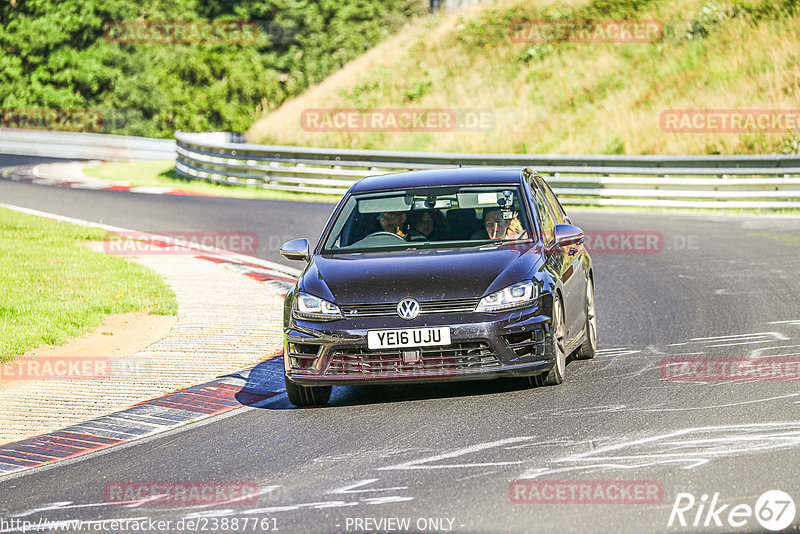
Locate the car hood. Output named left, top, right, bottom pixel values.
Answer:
left=301, top=244, right=541, bottom=304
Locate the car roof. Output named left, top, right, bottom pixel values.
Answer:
left=349, top=167, right=525, bottom=193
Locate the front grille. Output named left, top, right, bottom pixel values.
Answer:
left=339, top=297, right=480, bottom=318
left=326, top=342, right=499, bottom=376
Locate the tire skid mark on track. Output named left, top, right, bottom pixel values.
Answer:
left=517, top=421, right=800, bottom=480
left=586, top=321, right=800, bottom=383
left=544, top=393, right=800, bottom=418
left=173, top=480, right=417, bottom=522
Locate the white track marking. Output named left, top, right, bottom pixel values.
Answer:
left=363, top=496, right=415, bottom=505
left=330, top=479, right=408, bottom=494
left=747, top=344, right=800, bottom=357
left=9, top=502, right=73, bottom=518
left=242, top=501, right=360, bottom=514
left=377, top=437, right=535, bottom=471
left=707, top=339, right=775, bottom=348
left=180, top=510, right=235, bottom=520
left=690, top=332, right=789, bottom=342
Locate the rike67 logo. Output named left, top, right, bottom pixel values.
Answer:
left=668, top=490, right=796, bottom=531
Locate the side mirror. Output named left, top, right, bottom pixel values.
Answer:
left=280, top=238, right=311, bottom=262
left=551, top=224, right=584, bottom=248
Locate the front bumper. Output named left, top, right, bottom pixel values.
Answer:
left=284, top=304, right=556, bottom=386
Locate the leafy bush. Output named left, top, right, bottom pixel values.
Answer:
left=0, top=0, right=424, bottom=138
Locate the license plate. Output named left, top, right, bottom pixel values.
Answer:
left=367, top=327, right=451, bottom=350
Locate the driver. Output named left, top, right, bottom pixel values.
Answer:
left=377, top=211, right=407, bottom=237
left=473, top=208, right=526, bottom=240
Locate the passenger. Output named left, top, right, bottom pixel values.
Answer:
left=406, top=209, right=446, bottom=240
left=377, top=211, right=407, bottom=237
left=472, top=207, right=525, bottom=241
left=408, top=210, right=434, bottom=237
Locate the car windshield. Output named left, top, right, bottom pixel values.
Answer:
left=321, top=185, right=532, bottom=253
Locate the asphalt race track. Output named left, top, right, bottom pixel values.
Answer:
left=2, top=155, right=800, bottom=533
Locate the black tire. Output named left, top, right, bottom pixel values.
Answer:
left=542, top=293, right=566, bottom=386
left=285, top=376, right=332, bottom=406
left=575, top=277, right=597, bottom=360
left=527, top=373, right=544, bottom=387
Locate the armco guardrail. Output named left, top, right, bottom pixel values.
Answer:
left=175, top=131, right=800, bottom=209
left=0, top=129, right=174, bottom=161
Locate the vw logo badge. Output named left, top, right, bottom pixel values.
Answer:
left=397, top=298, right=420, bottom=320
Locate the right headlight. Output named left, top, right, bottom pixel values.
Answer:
left=475, top=280, right=538, bottom=313
left=293, top=292, right=343, bottom=321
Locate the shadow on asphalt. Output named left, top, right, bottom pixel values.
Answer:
left=225, top=355, right=581, bottom=410
left=325, top=378, right=537, bottom=408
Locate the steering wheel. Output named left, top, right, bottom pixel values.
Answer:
left=365, top=231, right=406, bottom=241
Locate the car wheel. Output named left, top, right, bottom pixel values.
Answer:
left=527, top=373, right=544, bottom=387
left=542, top=293, right=566, bottom=386
left=285, top=376, right=332, bottom=406
left=575, top=277, right=597, bottom=360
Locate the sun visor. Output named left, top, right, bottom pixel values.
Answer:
left=358, top=196, right=413, bottom=213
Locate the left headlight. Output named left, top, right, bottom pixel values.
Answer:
left=475, top=280, right=538, bottom=313
left=293, top=292, right=343, bottom=321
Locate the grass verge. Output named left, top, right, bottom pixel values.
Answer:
left=0, top=207, right=178, bottom=363
left=83, top=161, right=342, bottom=203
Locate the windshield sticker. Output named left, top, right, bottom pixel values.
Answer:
left=478, top=192, right=498, bottom=204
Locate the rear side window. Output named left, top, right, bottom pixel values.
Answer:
left=531, top=190, right=555, bottom=244
left=539, top=179, right=568, bottom=224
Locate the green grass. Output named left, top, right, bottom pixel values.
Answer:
left=83, top=161, right=343, bottom=203
left=0, top=208, right=178, bottom=363
left=249, top=0, right=800, bottom=156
